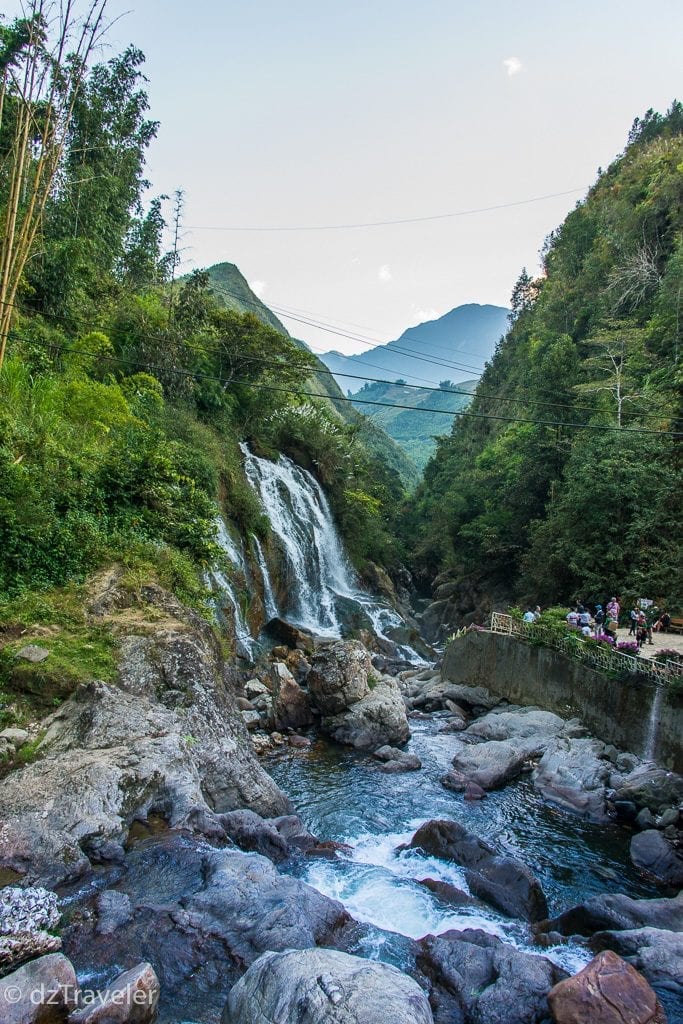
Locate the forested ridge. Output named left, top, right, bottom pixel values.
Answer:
left=0, top=13, right=406, bottom=606
left=402, top=105, right=683, bottom=608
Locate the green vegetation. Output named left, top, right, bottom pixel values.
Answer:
left=402, top=104, right=683, bottom=608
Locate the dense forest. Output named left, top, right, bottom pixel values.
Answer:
left=402, top=104, right=683, bottom=609
left=0, top=11, right=406, bottom=606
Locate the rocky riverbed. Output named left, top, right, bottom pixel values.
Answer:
left=0, top=577, right=682, bottom=1023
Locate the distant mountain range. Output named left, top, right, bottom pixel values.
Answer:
left=319, top=304, right=509, bottom=392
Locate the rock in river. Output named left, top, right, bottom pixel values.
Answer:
left=223, top=947, right=434, bottom=1024
left=547, top=949, right=666, bottom=1024
left=630, top=830, right=683, bottom=887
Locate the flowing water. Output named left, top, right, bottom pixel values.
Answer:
left=267, top=716, right=660, bottom=974
left=209, top=516, right=257, bottom=660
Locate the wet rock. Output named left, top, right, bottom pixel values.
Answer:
left=464, top=782, right=487, bottom=801
left=464, top=707, right=567, bottom=744
left=630, top=830, right=683, bottom=886
left=0, top=886, right=61, bottom=970
left=94, top=890, right=132, bottom=935
left=613, top=767, right=683, bottom=814
left=657, top=808, right=680, bottom=829
left=308, top=641, right=373, bottom=714
left=417, top=928, right=565, bottom=1024
left=410, top=679, right=498, bottom=714
left=70, top=962, right=159, bottom=1023
left=539, top=891, right=683, bottom=937
left=589, top=927, right=683, bottom=998
left=218, top=809, right=290, bottom=863
left=637, top=808, right=658, bottom=830
left=408, top=820, right=548, bottom=922
left=0, top=593, right=290, bottom=886
left=547, top=949, right=666, bottom=1023
left=533, top=737, right=612, bottom=821
left=322, top=676, right=410, bottom=750
left=61, top=834, right=354, bottom=1024
left=418, top=878, right=481, bottom=907
left=15, top=645, right=50, bottom=663
left=0, top=952, right=78, bottom=1023
left=268, top=662, right=314, bottom=731
left=613, top=800, right=638, bottom=822
left=289, top=734, right=312, bottom=748
left=304, top=840, right=353, bottom=859
left=269, top=814, right=318, bottom=852
left=449, top=738, right=535, bottom=790
left=223, top=947, right=434, bottom=1024
left=373, top=745, right=421, bottom=771
left=263, top=617, right=314, bottom=652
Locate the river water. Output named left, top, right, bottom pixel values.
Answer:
left=266, top=715, right=659, bottom=974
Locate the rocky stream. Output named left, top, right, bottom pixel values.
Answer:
left=1, top=449, right=682, bottom=1024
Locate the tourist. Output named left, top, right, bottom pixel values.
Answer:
left=533, top=606, right=542, bottom=620
left=606, top=596, right=620, bottom=623
left=655, top=611, right=671, bottom=633
left=636, top=612, right=648, bottom=649
left=628, top=607, right=638, bottom=636
left=581, top=623, right=592, bottom=637
left=566, top=608, right=579, bottom=628
left=522, top=608, right=535, bottom=622
left=593, top=604, right=604, bottom=636
left=579, top=607, right=592, bottom=628
left=604, top=613, right=618, bottom=641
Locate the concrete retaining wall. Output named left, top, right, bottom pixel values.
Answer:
left=442, top=631, right=682, bottom=772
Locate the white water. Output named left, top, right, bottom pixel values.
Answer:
left=252, top=535, right=280, bottom=621
left=209, top=514, right=257, bottom=660
left=240, top=443, right=425, bottom=661
left=643, top=683, right=665, bottom=761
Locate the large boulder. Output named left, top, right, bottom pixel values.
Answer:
left=70, top=962, right=159, bottom=1023
left=408, top=679, right=498, bottom=714
left=547, top=950, right=666, bottom=1023
left=449, top=738, right=537, bottom=790
left=540, top=891, right=683, bottom=938
left=612, top=767, right=683, bottom=814
left=0, top=586, right=291, bottom=886
left=417, top=928, right=566, bottom=1024
left=589, top=927, right=683, bottom=999
left=323, top=675, right=410, bottom=750
left=408, top=820, right=548, bottom=922
left=218, top=809, right=318, bottom=863
left=464, top=707, right=569, bottom=744
left=0, top=952, right=78, bottom=1023
left=308, top=641, right=373, bottom=714
left=630, top=830, right=683, bottom=886
left=533, top=737, right=613, bottom=821
left=267, top=662, right=314, bottom=731
left=0, top=887, right=61, bottom=971
left=222, top=947, right=433, bottom=1024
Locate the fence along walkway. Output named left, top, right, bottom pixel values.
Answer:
left=487, top=612, right=682, bottom=687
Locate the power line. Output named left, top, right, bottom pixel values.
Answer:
left=184, top=187, right=587, bottom=233
left=15, top=337, right=678, bottom=437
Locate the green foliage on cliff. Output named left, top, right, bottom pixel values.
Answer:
left=0, top=38, right=407, bottom=602
left=402, top=104, right=683, bottom=607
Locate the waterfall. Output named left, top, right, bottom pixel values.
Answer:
left=253, top=534, right=279, bottom=621
left=240, top=443, right=425, bottom=661
left=209, top=514, right=256, bottom=660
left=643, top=683, right=665, bottom=761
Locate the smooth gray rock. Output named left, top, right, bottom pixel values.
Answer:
left=223, top=948, right=433, bottom=1024
left=0, top=728, right=29, bottom=748
left=0, top=886, right=61, bottom=970
left=417, top=928, right=566, bottom=1024
left=408, top=820, right=548, bottom=922
left=631, top=830, right=683, bottom=886
left=308, top=641, right=373, bottom=715
left=15, top=645, right=50, bottom=663
left=533, top=737, right=612, bottom=821
left=613, top=766, right=683, bottom=813
left=0, top=953, right=78, bottom=1024
left=323, top=676, right=410, bottom=750
left=218, top=809, right=290, bottom=863
left=373, top=745, right=422, bottom=771
left=450, top=738, right=536, bottom=790
left=539, top=891, right=683, bottom=937
left=463, top=707, right=567, bottom=744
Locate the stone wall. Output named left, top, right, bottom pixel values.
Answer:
left=441, top=631, right=682, bottom=772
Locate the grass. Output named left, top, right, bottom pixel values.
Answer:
left=0, top=584, right=117, bottom=727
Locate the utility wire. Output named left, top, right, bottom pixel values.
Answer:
left=184, top=188, right=587, bottom=233
left=14, top=336, right=678, bottom=437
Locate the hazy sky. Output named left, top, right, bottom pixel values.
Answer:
left=13, top=1, right=683, bottom=354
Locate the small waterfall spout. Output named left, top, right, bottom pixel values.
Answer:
left=209, top=514, right=256, bottom=660
left=643, top=682, right=665, bottom=761
left=253, top=535, right=279, bottom=621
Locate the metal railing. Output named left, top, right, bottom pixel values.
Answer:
left=488, top=612, right=682, bottom=686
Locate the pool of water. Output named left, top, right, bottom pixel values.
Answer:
left=267, top=715, right=659, bottom=973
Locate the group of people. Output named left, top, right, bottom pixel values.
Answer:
left=565, top=599, right=620, bottom=640
left=627, top=606, right=671, bottom=643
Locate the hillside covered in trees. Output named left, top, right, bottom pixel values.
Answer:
left=0, top=13, right=409, bottom=604
left=402, top=104, right=683, bottom=609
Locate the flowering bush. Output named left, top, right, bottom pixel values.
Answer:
left=596, top=633, right=615, bottom=645
left=617, top=641, right=640, bottom=654
left=657, top=648, right=683, bottom=661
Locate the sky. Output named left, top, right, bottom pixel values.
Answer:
left=11, top=0, right=683, bottom=355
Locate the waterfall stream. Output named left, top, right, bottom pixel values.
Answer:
left=643, top=682, right=665, bottom=761
left=209, top=516, right=257, bottom=660
left=252, top=534, right=280, bottom=621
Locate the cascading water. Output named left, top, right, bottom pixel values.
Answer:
left=240, top=443, right=424, bottom=660
left=252, top=534, right=279, bottom=621
left=209, top=515, right=257, bottom=660
left=643, top=681, right=665, bottom=761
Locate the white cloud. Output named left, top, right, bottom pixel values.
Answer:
left=378, top=264, right=392, bottom=283
left=249, top=279, right=266, bottom=297
left=410, top=305, right=439, bottom=325
left=502, top=56, right=522, bottom=77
